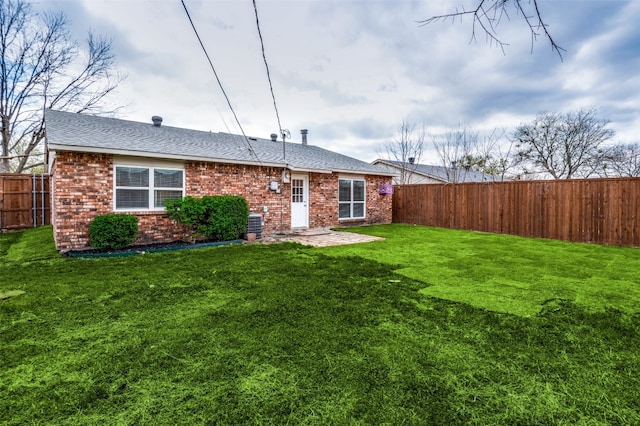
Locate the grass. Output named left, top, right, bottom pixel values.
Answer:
left=1, top=225, right=639, bottom=425
left=326, top=224, right=640, bottom=317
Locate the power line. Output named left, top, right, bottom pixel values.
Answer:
left=251, top=0, right=287, bottom=156
left=251, top=0, right=290, bottom=232
left=180, top=0, right=261, bottom=163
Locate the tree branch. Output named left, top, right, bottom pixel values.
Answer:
left=418, top=0, right=565, bottom=60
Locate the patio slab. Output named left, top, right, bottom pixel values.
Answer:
left=261, top=228, right=384, bottom=247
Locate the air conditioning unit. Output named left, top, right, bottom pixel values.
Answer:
left=246, top=213, right=263, bottom=239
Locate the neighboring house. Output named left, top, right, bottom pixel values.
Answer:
left=45, top=110, right=394, bottom=251
left=372, top=159, right=502, bottom=185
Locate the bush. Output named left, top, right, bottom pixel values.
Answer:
left=164, top=196, right=205, bottom=231
left=89, top=214, right=139, bottom=251
left=165, top=196, right=249, bottom=242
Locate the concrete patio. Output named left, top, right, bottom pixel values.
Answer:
left=261, top=227, right=384, bottom=247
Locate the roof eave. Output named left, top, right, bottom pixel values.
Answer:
left=48, top=144, right=396, bottom=177
left=285, top=164, right=332, bottom=174
left=329, top=167, right=396, bottom=177
left=48, top=144, right=286, bottom=169
left=276, top=165, right=395, bottom=176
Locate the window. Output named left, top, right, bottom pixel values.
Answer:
left=339, top=178, right=365, bottom=219
left=115, top=165, right=184, bottom=210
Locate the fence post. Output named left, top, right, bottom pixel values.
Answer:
left=32, top=174, right=36, bottom=227
left=40, top=173, right=45, bottom=226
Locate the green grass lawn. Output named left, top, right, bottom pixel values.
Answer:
left=324, top=224, right=640, bottom=317
left=1, top=225, right=639, bottom=425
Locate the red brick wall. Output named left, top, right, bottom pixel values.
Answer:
left=308, top=174, right=393, bottom=228
left=51, top=152, right=392, bottom=251
left=52, top=152, right=188, bottom=250
left=185, top=162, right=289, bottom=233
left=309, top=172, right=338, bottom=227
left=364, top=175, right=394, bottom=225
left=52, top=152, right=114, bottom=250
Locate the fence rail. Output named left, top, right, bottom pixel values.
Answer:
left=393, top=178, right=640, bottom=247
left=0, top=174, right=50, bottom=230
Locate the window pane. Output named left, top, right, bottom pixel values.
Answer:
left=116, top=167, right=149, bottom=187
left=339, top=180, right=351, bottom=202
left=353, top=180, right=365, bottom=201
left=116, top=189, right=149, bottom=209
left=292, top=179, right=304, bottom=203
left=155, top=190, right=183, bottom=208
left=155, top=169, right=183, bottom=188
left=353, top=202, right=364, bottom=218
left=339, top=203, right=351, bottom=219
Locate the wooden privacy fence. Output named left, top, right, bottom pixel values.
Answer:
left=393, top=178, right=640, bottom=247
left=0, top=174, right=50, bottom=230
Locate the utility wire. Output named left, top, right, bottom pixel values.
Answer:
left=252, top=0, right=289, bottom=232
left=252, top=0, right=287, bottom=157
left=180, top=0, right=262, bottom=163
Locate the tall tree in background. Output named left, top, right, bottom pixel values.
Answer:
left=455, top=128, right=516, bottom=180
left=513, top=109, right=615, bottom=179
left=431, top=125, right=478, bottom=182
left=0, top=0, right=123, bottom=173
left=380, top=120, right=425, bottom=184
left=600, top=143, right=640, bottom=177
left=419, top=0, right=565, bottom=59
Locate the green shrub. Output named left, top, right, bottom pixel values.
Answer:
left=164, top=196, right=206, bottom=230
left=89, top=214, right=139, bottom=251
left=165, top=195, right=249, bottom=241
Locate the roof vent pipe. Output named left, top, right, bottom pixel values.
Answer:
left=152, top=116, right=163, bottom=127
left=408, top=157, right=415, bottom=165
left=270, top=133, right=278, bottom=142
left=300, top=129, right=308, bottom=146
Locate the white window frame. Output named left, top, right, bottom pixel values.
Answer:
left=114, top=162, right=185, bottom=212
left=338, top=176, right=366, bottom=220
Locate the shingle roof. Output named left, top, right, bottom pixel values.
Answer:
left=45, top=109, right=390, bottom=176
left=373, top=159, right=502, bottom=182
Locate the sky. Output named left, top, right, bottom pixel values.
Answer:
left=40, top=0, right=640, bottom=164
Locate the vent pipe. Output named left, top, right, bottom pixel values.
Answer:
left=152, top=116, right=163, bottom=127
left=300, top=129, right=308, bottom=146
left=270, top=133, right=278, bottom=142
left=408, top=157, right=415, bottom=165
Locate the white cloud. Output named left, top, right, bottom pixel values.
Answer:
left=40, top=0, right=640, bottom=161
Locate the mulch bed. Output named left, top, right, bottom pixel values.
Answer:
left=65, top=239, right=245, bottom=258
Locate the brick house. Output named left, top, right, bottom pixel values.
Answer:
left=45, top=110, right=394, bottom=251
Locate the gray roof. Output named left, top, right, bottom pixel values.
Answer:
left=373, top=159, right=502, bottom=182
left=45, top=109, right=390, bottom=176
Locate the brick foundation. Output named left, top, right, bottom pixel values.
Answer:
left=51, top=152, right=392, bottom=251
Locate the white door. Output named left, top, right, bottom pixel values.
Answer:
left=291, top=174, right=309, bottom=228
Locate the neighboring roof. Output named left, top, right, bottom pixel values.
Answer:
left=45, top=109, right=390, bottom=176
left=373, top=159, right=503, bottom=183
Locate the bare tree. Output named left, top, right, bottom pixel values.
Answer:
left=431, top=125, right=479, bottom=182
left=513, top=109, right=615, bottom=179
left=0, top=0, right=124, bottom=173
left=456, top=128, right=517, bottom=180
left=418, top=0, right=565, bottom=59
left=600, top=143, right=640, bottom=177
left=380, top=120, right=425, bottom=184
